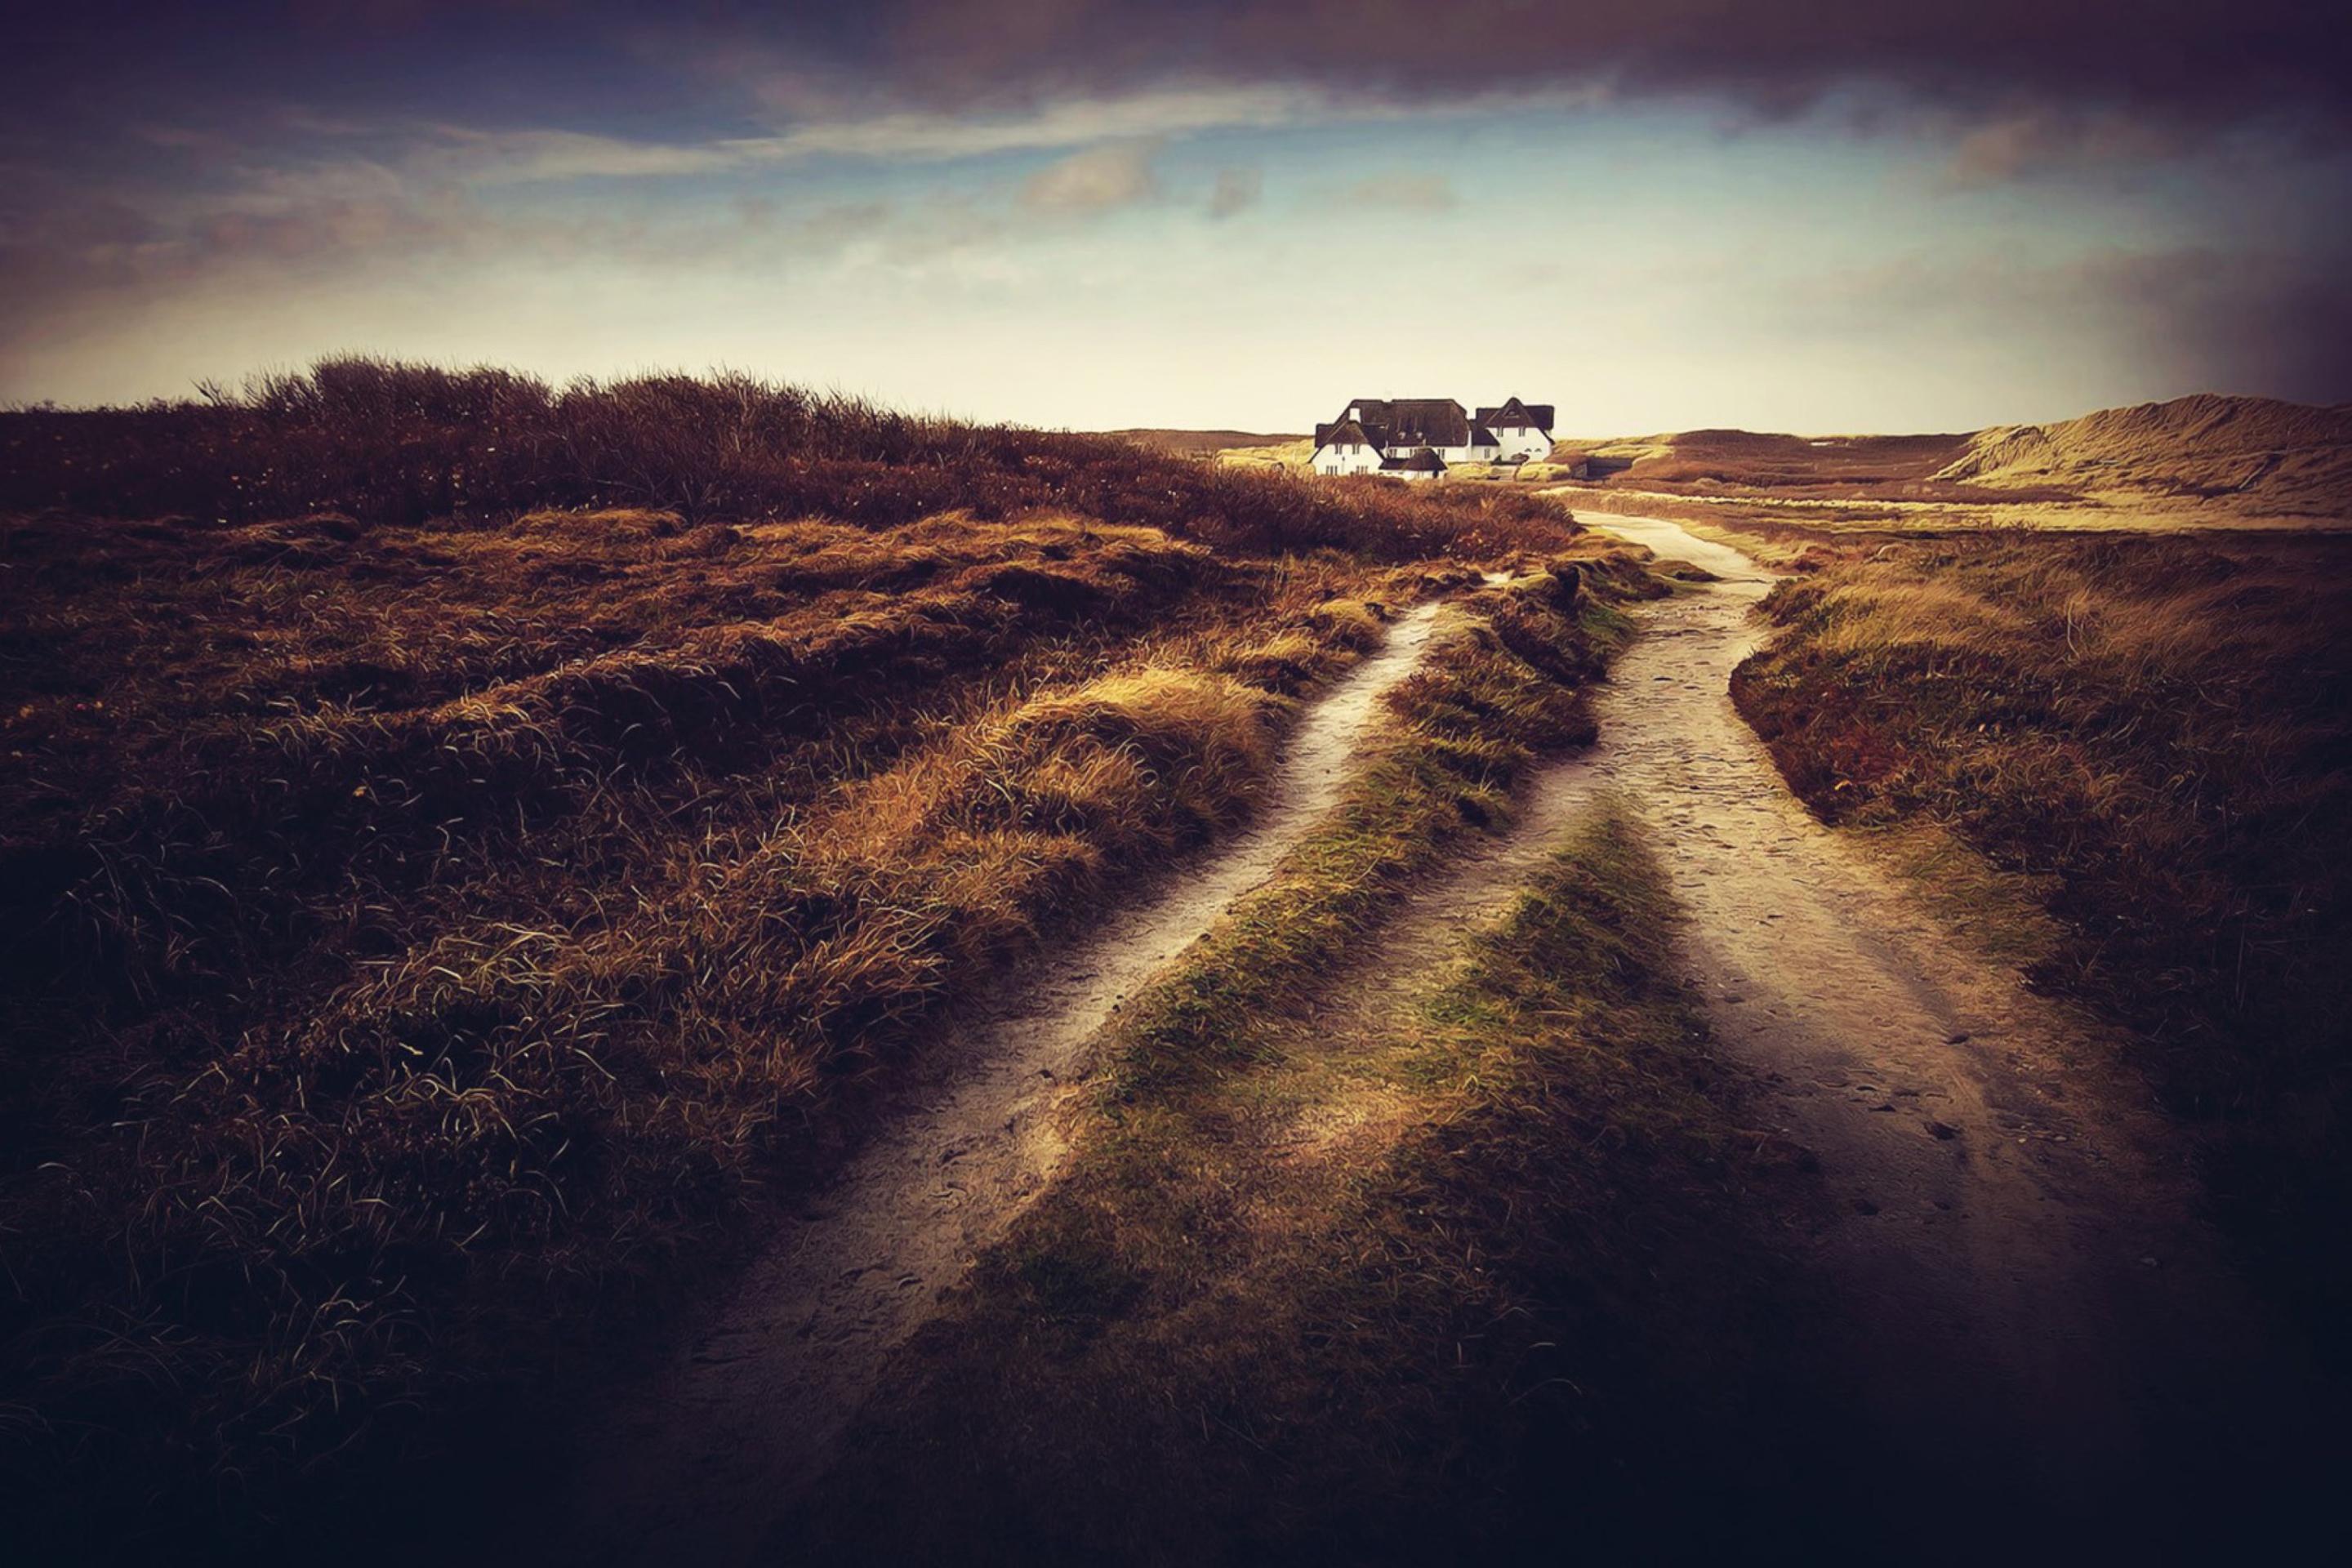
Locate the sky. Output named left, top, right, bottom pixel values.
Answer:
left=4, top=2, right=2350, bottom=434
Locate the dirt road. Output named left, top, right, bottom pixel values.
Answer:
left=534, top=521, right=2317, bottom=1561
left=549, top=601, right=1451, bottom=1566
left=1568, top=515, right=2319, bottom=1552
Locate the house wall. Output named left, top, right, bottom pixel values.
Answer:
left=1427, top=443, right=1502, bottom=464
left=1313, top=442, right=1385, bottom=476
left=1490, top=425, right=1552, bottom=463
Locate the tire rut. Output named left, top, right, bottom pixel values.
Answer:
left=546, top=601, right=1450, bottom=1566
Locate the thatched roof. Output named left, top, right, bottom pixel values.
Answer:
left=1380, top=447, right=1448, bottom=473
left=1331, top=396, right=1472, bottom=452
left=1474, top=397, right=1555, bottom=431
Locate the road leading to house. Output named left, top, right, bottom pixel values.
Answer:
left=525, top=518, right=2320, bottom=1565
left=540, top=601, right=1452, bottom=1566
left=1557, top=514, right=2321, bottom=1553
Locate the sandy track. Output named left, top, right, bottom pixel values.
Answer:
left=537, top=526, right=2319, bottom=1561
left=547, top=602, right=1449, bottom=1566
left=1571, top=516, right=2319, bottom=1551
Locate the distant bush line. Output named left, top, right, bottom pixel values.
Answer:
left=0, top=354, right=1568, bottom=560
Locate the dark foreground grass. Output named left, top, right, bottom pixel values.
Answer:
left=1729, top=530, right=2352, bottom=1359
left=786, top=586, right=1840, bottom=1563
left=0, top=363, right=1597, bottom=1557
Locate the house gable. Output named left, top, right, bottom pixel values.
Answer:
left=1474, top=397, right=1555, bottom=433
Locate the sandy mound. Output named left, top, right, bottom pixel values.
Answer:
left=1111, top=429, right=1308, bottom=457
left=1935, top=394, right=2352, bottom=517
left=1212, top=437, right=1317, bottom=471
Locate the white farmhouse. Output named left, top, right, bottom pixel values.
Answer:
left=1474, top=398, right=1557, bottom=464
left=1311, top=395, right=1555, bottom=481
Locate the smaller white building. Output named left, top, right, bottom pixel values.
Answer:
left=1475, top=398, right=1557, bottom=465
left=1312, top=419, right=1387, bottom=477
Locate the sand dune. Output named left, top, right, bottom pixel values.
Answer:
left=1124, top=393, right=2352, bottom=525
left=1934, top=394, right=2352, bottom=516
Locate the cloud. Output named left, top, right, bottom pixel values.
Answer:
left=2082, top=247, right=2352, bottom=403
left=7, top=1, right=2349, bottom=417
left=1018, top=140, right=1160, bottom=211
left=849, top=2, right=2352, bottom=140
left=738, top=84, right=1334, bottom=162
left=1759, top=243, right=2352, bottom=406
left=135, top=85, right=1361, bottom=209
left=18, top=4, right=2352, bottom=180
left=1347, top=172, right=1455, bottom=212
left=413, top=126, right=737, bottom=184
left=0, top=168, right=915, bottom=368
left=1207, top=165, right=1261, bottom=219
left=1941, top=109, right=2189, bottom=186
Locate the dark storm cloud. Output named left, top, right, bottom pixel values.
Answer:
left=745, top=1, right=2352, bottom=140
left=13, top=2, right=2350, bottom=136
left=2093, top=247, right=2352, bottom=403
left=1764, top=241, right=2352, bottom=405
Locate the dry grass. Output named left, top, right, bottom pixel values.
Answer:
left=1618, top=428, right=1976, bottom=491
left=1527, top=394, right=2352, bottom=532
left=1937, top=394, right=2352, bottom=519
left=792, top=798, right=1835, bottom=1562
left=1105, top=429, right=1307, bottom=458
left=1731, top=531, right=2352, bottom=1355
left=0, top=364, right=1597, bottom=1553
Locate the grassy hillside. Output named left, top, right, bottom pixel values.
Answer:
left=0, top=359, right=1604, bottom=1554
left=1545, top=394, right=2351, bottom=528
left=1933, top=394, right=2352, bottom=517
left=1106, top=428, right=1307, bottom=457
left=1731, top=530, right=2352, bottom=1352
left=1571, top=429, right=1974, bottom=491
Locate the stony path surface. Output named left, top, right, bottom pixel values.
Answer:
left=548, top=603, right=1450, bottom=1566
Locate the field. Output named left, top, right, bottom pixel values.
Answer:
left=1196, top=391, right=2352, bottom=532
left=7, top=367, right=2349, bottom=1561
left=1541, top=395, right=2352, bottom=532
left=1103, top=429, right=1308, bottom=459
left=0, top=360, right=1623, bottom=1554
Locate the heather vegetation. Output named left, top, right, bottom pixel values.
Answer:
left=0, top=360, right=1594, bottom=1553
left=1731, top=532, right=2352, bottom=1343
left=2, top=354, right=1569, bottom=556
